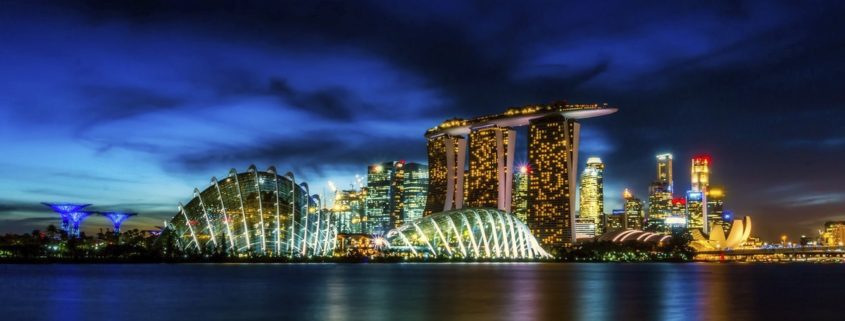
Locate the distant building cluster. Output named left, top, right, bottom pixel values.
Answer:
left=572, top=151, right=751, bottom=248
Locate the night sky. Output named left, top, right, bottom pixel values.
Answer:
left=1, top=1, right=843, bottom=241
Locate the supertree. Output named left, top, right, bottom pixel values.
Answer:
left=42, top=203, right=91, bottom=235
left=99, top=212, right=138, bottom=235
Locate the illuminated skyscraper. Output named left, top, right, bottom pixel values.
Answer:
left=691, top=155, right=711, bottom=192
left=366, top=161, right=404, bottom=234
left=333, top=188, right=367, bottom=234
left=691, top=155, right=711, bottom=232
left=366, top=161, right=429, bottom=234
left=579, top=157, right=604, bottom=235
left=401, top=163, right=429, bottom=222
left=647, top=154, right=673, bottom=233
left=686, top=190, right=704, bottom=230
left=511, top=165, right=530, bottom=222
left=527, top=115, right=579, bottom=247
left=605, top=210, right=626, bottom=232
left=707, top=187, right=725, bottom=232
left=623, top=189, right=644, bottom=230
left=424, top=131, right=467, bottom=216
left=466, top=126, right=516, bottom=211
left=656, top=153, right=673, bottom=192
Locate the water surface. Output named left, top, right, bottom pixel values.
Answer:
left=0, top=263, right=841, bottom=321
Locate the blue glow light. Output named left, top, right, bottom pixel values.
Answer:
left=41, top=203, right=91, bottom=233
left=99, top=212, right=138, bottom=234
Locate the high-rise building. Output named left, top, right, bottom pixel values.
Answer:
left=691, top=155, right=712, bottom=232
left=605, top=210, right=626, bottom=232
left=511, top=165, right=530, bottom=222
left=465, top=126, right=515, bottom=211
left=623, top=189, right=644, bottom=230
left=366, top=161, right=429, bottom=234
left=707, top=187, right=725, bottom=232
left=527, top=115, right=579, bottom=247
left=579, top=157, right=604, bottom=235
left=647, top=154, right=673, bottom=233
left=691, top=155, right=711, bottom=193
left=333, top=188, right=367, bottom=234
left=401, top=163, right=429, bottom=223
left=686, top=190, right=704, bottom=230
left=423, top=102, right=617, bottom=249
left=656, top=153, right=673, bottom=192
left=424, top=131, right=467, bottom=216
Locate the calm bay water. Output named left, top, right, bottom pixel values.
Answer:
left=0, top=263, right=842, bottom=321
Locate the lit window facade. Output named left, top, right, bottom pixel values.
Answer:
left=366, top=161, right=429, bottom=234
left=511, top=167, right=529, bottom=223
left=527, top=115, right=579, bottom=248
left=623, top=189, right=644, bottom=230
left=707, top=187, right=725, bottom=232
left=333, top=188, right=367, bottom=234
left=424, top=134, right=466, bottom=216
left=466, top=126, right=515, bottom=211
left=579, top=157, right=604, bottom=235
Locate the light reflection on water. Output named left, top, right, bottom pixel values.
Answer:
left=0, top=263, right=842, bottom=321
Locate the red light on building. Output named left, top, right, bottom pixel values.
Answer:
left=692, top=154, right=712, bottom=164
left=672, top=197, right=686, bottom=206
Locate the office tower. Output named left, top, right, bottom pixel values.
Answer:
left=527, top=115, right=579, bottom=247
left=686, top=190, right=704, bottom=230
left=691, top=155, right=711, bottom=192
left=511, top=165, right=530, bottom=222
left=333, top=188, right=367, bottom=234
left=366, top=161, right=429, bottom=234
left=401, top=163, right=429, bottom=222
left=691, top=155, right=711, bottom=232
left=366, top=161, right=404, bottom=234
left=656, top=153, right=673, bottom=192
left=424, top=133, right=467, bottom=215
left=646, top=154, right=673, bottom=233
left=579, top=157, right=605, bottom=235
left=606, top=210, right=626, bottom=232
left=707, top=187, right=725, bottom=232
left=465, top=126, right=516, bottom=211
left=623, top=189, right=644, bottom=230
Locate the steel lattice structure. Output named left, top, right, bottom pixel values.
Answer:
left=384, top=208, right=551, bottom=259
left=161, top=165, right=336, bottom=257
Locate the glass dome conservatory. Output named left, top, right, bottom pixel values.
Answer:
left=384, top=208, right=550, bottom=259
left=161, top=165, right=336, bottom=257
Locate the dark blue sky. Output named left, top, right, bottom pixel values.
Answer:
left=1, top=1, right=843, bottom=241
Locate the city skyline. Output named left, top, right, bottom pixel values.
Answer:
left=1, top=2, right=844, bottom=242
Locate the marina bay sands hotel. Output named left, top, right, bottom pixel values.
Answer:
left=423, top=101, right=617, bottom=247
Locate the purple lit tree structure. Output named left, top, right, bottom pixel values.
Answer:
left=42, top=203, right=91, bottom=233
left=66, top=211, right=93, bottom=238
left=99, top=212, right=137, bottom=235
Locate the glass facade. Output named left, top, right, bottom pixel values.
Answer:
left=384, top=208, right=550, bottom=259
left=333, top=189, right=367, bottom=234
left=163, top=165, right=335, bottom=257
left=578, top=157, right=604, bottom=235
left=623, top=190, right=644, bottom=230
left=366, top=161, right=429, bottom=234
left=511, top=167, right=529, bottom=223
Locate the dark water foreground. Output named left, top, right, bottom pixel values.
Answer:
left=0, top=263, right=842, bottom=321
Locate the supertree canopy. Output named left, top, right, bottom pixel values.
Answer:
left=42, top=203, right=91, bottom=233
left=99, top=212, right=138, bottom=234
